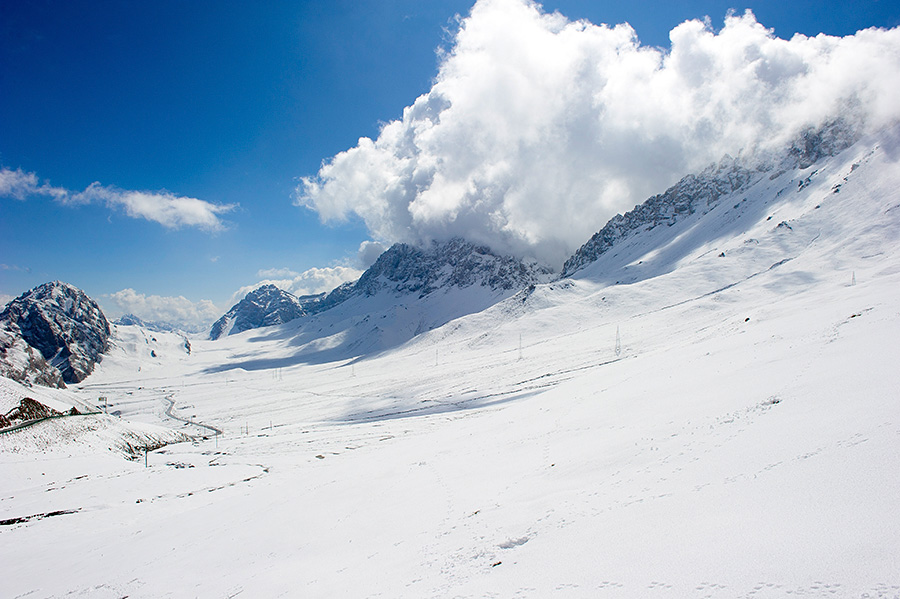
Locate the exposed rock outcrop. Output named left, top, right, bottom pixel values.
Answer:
left=0, top=281, right=111, bottom=385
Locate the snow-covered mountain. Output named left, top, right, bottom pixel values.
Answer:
left=207, top=238, right=551, bottom=354
left=353, top=238, right=552, bottom=296
left=3, top=124, right=900, bottom=597
left=310, top=237, right=551, bottom=308
left=209, top=284, right=307, bottom=340
left=205, top=238, right=553, bottom=364
left=0, top=281, right=111, bottom=386
left=561, top=120, right=858, bottom=278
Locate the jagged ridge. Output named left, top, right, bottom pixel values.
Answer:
left=561, top=121, right=858, bottom=278
left=298, top=238, right=552, bottom=315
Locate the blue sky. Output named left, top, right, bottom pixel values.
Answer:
left=2, top=0, right=898, bottom=328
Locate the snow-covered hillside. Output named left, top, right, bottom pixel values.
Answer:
left=2, top=126, right=899, bottom=597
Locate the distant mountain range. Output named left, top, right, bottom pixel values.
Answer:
left=115, top=314, right=205, bottom=336
left=209, top=238, right=552, bottom=340
left=0, top=120, right=875, bottom=385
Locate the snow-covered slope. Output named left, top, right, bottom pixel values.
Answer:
left=2, top=125, right=899, bottom=598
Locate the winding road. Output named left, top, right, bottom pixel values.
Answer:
left=164, top=394, right=223, bottom=436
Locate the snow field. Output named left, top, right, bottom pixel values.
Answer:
left=2, top=129, right=899, bottom=597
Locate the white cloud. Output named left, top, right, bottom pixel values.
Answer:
left=232, top=265, right=363, bottom=305
left=357, top=240, right=387, bottom=268
left=257, top=267, right=301, bottom=279
left=104, top=288, right=222, bottom=330
left=0, top=167, right=66, bottom=201
left=298, top=0, right=900, bottom=268
left=0, top=167, right=235, bottom=231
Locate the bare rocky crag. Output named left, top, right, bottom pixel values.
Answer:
left=0, top=281, right=111, bottom=386
left=209, top=284, right=308, bottom=340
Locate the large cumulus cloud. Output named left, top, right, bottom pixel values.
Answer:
left=297, top=0, right=900, bottom=267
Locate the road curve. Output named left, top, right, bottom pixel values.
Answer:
left=164, top=394, right=223, bottom=436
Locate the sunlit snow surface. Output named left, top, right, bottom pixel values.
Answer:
left=3, top=129, right=900, bottom=597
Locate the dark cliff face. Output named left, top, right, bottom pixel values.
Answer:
left=209, top=284, right=306, bottom=340
left=0, top=281, right=111, bottom=384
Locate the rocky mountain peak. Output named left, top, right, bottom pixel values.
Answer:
left=0, top=281, right=111, bottom=385
left=209, top=284, right=306, bottom=340
left=561, top=157, right=761, bottom=278
left=354, top=238, right=553, bottom=298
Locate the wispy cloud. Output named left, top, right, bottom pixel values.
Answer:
left=0, top=167, right=236, bottom=231
left=298, top=0, right=900, bottom=267
left=257, top=267, right=301, bottom=279
left=1, top=263, right=32, bottom=273
left=0, top=167, right=66, bottom=201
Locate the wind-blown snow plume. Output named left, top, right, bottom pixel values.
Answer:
left=298, top=0, right=900, bottom=267
left=0, top=167, right=235, bottom=231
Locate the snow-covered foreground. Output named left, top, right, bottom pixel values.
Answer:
left=3, top=132, right=900, bottom=598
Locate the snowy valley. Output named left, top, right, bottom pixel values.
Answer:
left=1, top=126, right=900, bottom=597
